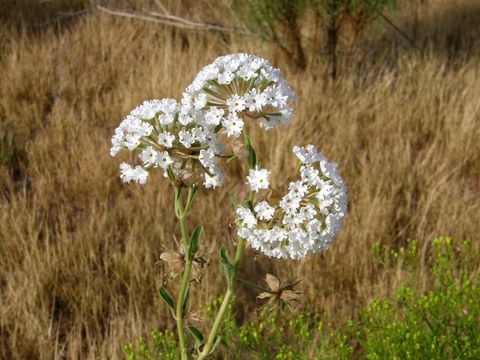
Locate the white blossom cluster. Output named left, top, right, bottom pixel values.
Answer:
left=236, top=145, right=347, bottom=259
left=182, top=53, right=295, bottom=137
left=110, top=54, right=295, bottom=188
left=110, top=98, right=225, bottom=188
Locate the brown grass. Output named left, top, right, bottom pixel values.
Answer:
left=1, top=1, right=479, bottom=358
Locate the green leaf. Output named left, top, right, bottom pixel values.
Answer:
left=158, top=287, right=175, bottom=313
left=246, top=139, right=257, bottom=168
left=167, top=166, right=176, bottom=183
left=220, top=246, right=235, bottom=285
left=174, top=187, right=182, bottom=219
left=182, top=286, right=190, bottom=315
left=246, top=199, right=254, bottom=212
left=189, top=225, right=203, bottom=259
left=185, top=185, right=199, bottom=214
left=208, top=335, right=222, bottom=355
left=188, top=325, right=204, bottom=347
left=226, top=155, right=239, bottom=164
left=220, top=246, right=232, bottom=267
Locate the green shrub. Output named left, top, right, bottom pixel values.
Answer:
left=124, top=237, right=480, bottom=359
left=354, top=237, right=480, bottom=359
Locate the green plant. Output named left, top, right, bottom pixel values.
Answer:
left=354, top=237, right=480, bottom=359
left=126, top=237, right=480, bottom=359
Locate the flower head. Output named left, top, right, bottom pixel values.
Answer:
left=236, top=145, right=348, bottom=260
left=110, top=99, right=225, bottom=187
left=182, top=53, right=295, bottom=138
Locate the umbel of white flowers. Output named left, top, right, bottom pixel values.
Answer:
left=237, top=145, right=348, bottom=259
left=110, top=54, right=348, bottom=260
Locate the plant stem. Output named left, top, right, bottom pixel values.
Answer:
left=197, top=126, right=256, bottom=359
left=175, top=188, right=192, bottom=360
left=197, top=237, right=246, bottom=360
left=176, top=251, right=192, bottom=360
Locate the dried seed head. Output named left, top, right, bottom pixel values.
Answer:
left=231, top=138, right=248, bottom=160
left=257, top=273, right=301, bottom=310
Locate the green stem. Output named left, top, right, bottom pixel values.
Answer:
left=175, top=188, right=192, bottom=360
left=197, top=127, right=257, bottom=359
left=197, top=238, right=246, bottom=360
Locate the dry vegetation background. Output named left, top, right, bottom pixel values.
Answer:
left=1, top=0, right=479, bottom=358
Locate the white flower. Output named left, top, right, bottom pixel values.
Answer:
left=179, top=129, right=196, bottom=148
left=119, top=162, right=149, bottom=185
left=199, top=148, right=217, bottom=171
left=156, top=151, right=173, bottom=169
left=218, top=70, right=234, bottom=84
left=204, top=172, right=224, bottom=189
left=131, top=100, right=162, bottom=120
left=157, top=131, right=175, bottom=148
left=221, top=113, right=244, bottom=137
left=254, top=201, right=275, bottom=221
left=300, top=165, right=320, bottom=186
left=279, top=194, right=301, bottom=214
left=292, top=144, right=324, bottom=164
left=288, top=180, right=308, bottom=198
left=245, top=89, right=268, bottom=112
left=194, top=93, right=208, bottom=109
left=204, top=108, right=224, bottom=127
left=236, top=207, right=257, bottom=229
left=139, top=146, right=159, bottom=167
left=247, top=167, right=270, bottom=192
left=226, top=94, right=246, bottom=114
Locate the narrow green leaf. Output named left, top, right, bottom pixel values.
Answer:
left=182, top=286, right=190, bottom=315
left=188, top=325, right=204, bottom=346
left=158, top=287, right=175, bottom=312
left=220, top=246, right=235, bottom=284
left=246, top=141, right=257, bottom=168
left=189, top=225, right=203, bottom=259
left=167, top=166, right=176, bottom=183
left=174, top=187, right=182, bottom=219
left=246, top=199, right=254, bottom=212
left=208, top=335, right=222, bottom=355
left=185, top=185, right=199, bottom=214
left=220, top=246, right=232, bottom=266
left=226, top=155, right=239, bottom=164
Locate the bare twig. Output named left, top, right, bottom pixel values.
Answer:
left=378, top=11, right=424, bottom=54
left=153, top=0, right=168, bottom=14
left=96, top=5, right=251, bottom=35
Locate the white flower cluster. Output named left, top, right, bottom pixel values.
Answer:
left=182, top=53, right=295, bottom=137
left=110, top=98, right=225, bottom=188
left=236, top=145, right=347, bottom=259
left=110, top=54, right=295, bottom=188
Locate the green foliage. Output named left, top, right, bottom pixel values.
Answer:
left=232, top=0, right=310, bottom=68
left=125, top=237, right=480, bottom=359
left=355, top=237, right=480, bottom=359
left=231, top=0, right=397, bottom=72
left=124, top=331, right=179, bottom=360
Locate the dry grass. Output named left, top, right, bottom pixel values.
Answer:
left=1, top=1, right=480, bottom=358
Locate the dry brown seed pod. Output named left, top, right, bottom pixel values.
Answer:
left=257, top=273, right=302, bottom=310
